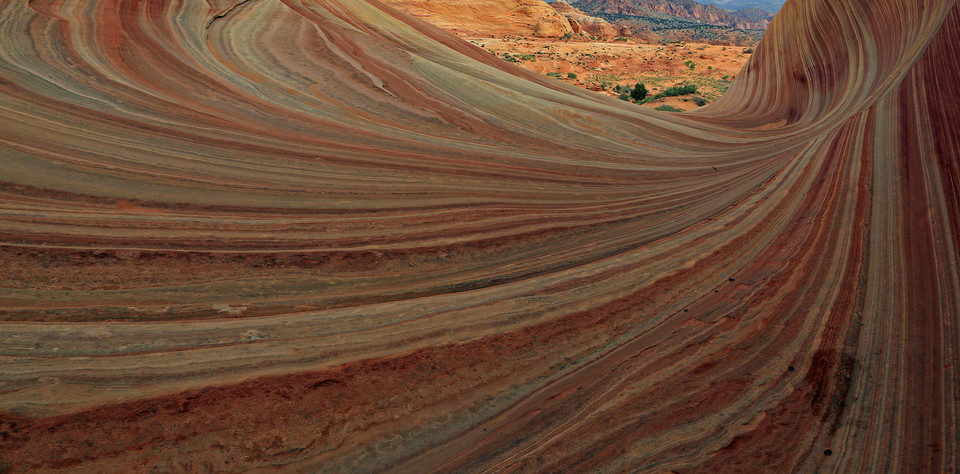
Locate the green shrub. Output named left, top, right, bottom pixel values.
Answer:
left=684, top=60, right=696, bottom=70
left=635, top=83, right=697, bottom=104
left=567, top=72, right=578, bottom=79
left=630, top=82, right=648, bottom=101
left=655, top=105, right=683, bottom=112
left=660, top=84, right=697, bottom=97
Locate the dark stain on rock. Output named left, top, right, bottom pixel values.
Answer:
left=803, top=349, right=856, bottom=434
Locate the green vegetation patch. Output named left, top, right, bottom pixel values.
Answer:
left=655, top=105, right=684, bottom=112
left=632, top=83, right=698, bottom=104
left=632, top=75, right=733, bottom=102
left=681, top=76, right=733, bottom=101
left=503, top=53, right=537, bottom=63
left=589, top=73, right=623, bottom=83
left=660, top=83, right=698, bottom=96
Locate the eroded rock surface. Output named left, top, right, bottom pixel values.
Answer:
left=382, top=0, right=575, bottom=36
left=0, top=0, right=958, bottom=471
left=552, top=0, right=622, bottom=38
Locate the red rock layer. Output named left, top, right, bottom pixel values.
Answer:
left=0, top=0, right=958, bottom=471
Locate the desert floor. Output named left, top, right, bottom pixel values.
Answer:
left=465, top=36, right=753, bottom=111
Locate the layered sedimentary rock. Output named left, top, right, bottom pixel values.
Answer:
left=0, top=0, right=958, bottom=472
left=381, top=0, right=575, bottom=36
left=551, top=0, right=622, bottom=38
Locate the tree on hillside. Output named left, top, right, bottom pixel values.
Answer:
left=631, top=83, right=648, bottom=101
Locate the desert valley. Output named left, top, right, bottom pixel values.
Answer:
left=385, top=0, right=762, bottom=110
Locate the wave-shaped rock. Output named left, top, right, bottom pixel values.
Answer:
left=0, top=0, right=957, bottom=471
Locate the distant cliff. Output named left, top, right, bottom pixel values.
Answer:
left=698, top=0, right=785, bottom=14
left=573, top=0, right=773, bottom=30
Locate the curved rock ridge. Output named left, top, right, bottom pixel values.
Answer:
left=0, top=0, right=958, bottom=471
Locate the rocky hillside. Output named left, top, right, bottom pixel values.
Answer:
left=551, top=0, right=625, bottom=38
left=385, top=0, right=763, bottom=45
left=731, top=6, right=777, bottom=26
left=382, top=0, right=626, bottom=39
left=380, top=0, right=576, bottom=37
left=572, top=0, right=773, bottom=30
left=699, top=0, right=785, bottom=13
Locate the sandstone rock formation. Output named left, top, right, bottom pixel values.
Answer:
left=382, top=0, right=574, bottom=36
left=551, top=0, right=622, bottom=37
left=0, top=0, right=957, bottom=471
